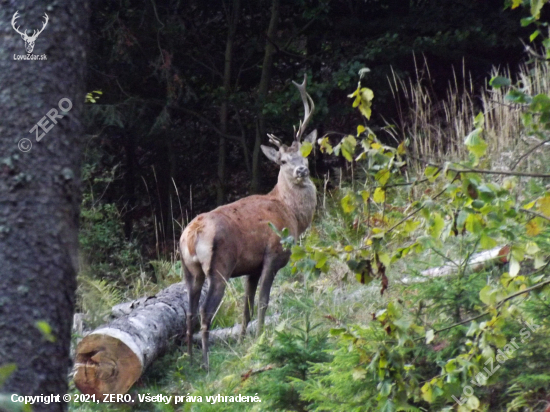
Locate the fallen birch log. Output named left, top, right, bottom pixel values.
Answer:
left=192, top=313, right=280, bottom=343
left=74, top=282, right=206, bottom=397
left=400, top=245, right=508, bottom=284
left=73, top=280, right=276, bottom=397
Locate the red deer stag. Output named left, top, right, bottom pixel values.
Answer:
left=180, top=75, right=317, bottom=367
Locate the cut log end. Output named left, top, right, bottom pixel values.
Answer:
left=74, top=334, right=142, bottom=397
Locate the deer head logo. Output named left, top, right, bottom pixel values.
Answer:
left=11, top=11, right=49, bottom=54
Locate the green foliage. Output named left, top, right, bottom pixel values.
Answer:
left=246, top=317, right=331, bottom=411
left=285, top=13, right=550, bottom=405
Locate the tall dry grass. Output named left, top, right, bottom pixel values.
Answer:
left=387, top=56, right=550, bottom=172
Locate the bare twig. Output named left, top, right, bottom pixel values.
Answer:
left=511, top=138, right=550, bottom=170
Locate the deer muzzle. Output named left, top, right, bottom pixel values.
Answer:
left=295, top=166, right=309, bottom=179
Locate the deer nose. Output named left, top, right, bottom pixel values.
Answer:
left=295, top=166, right=309, bottom=178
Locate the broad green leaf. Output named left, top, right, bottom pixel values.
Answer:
left=530, top=30, right=541, bottom=41
left=521, top=16, right=535, bottom=25
left=378, top=252, right=391, bottom=268
left=329, top=328, right=346, bottom=336
left=318, top=136, right=333, bottom=154
left=404, top=219, right=420, bottom=234
left=466, top=321, right=479, bottom=336
left=525, top=242, right=540, bottom=255
left=421, top=383, right=433, bottom=403
left=314, top=250, right=328, bottom=269
left=357, top=124, right=366, bottom=135
left=537, top=195, right=550, bottom=216
left=465, top=213, right=483, bottom=234
left=531, top=0, right=548, bottom=19
left=428, top=213, right=445, bottom=238
left=505, top=89, right=531, bottom=104
left=474, top=112, right=485, bottom=128
left=526, top=220, right=541, bottom=236
left=341, top=135, right=356, bottom=162
left=291, top=245, right=306, bottom=260
left=300, top=141, right=312, bottom=157
left=375, top=169, right=391, bottom=186
left=464, top=128, right=487, bottom=158
left=535, top=253, right=546, bottom=269
left=341, top=193, right=355, bottom=213
left=424, top=165, right=439, bottom=181
left=480, top=234, right=497, bottom=250
left=379, top=400, right=395, bottom=412
left=378, top=380, right=392, bottom=396
left=510, top=257, right=520, bottom=277
left=490, top=76, right=511, bottom=88
left=397, top=141, right=406, bottom=155
left=531, top=94, right=550, bottom=112
left=480, top=285, right=497, bottom=305
left=373, top=187, right=386, bottom=203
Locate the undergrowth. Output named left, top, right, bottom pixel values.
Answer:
left=72, top=56, right=550, bottom=412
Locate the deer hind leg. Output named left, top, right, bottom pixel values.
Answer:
left=240, top=274, right=260, bottom=341
left=200, top=259, right=234, bottom=369
left=183, top=262, right=205, bottom=363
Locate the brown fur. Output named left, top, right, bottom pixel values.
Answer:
left=181, top=76, right=318, bottom=368
left=185, top=216, right=204, bottom=256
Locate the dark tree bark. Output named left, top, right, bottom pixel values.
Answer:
left=0, top=2, right=88, bottom=411
left=251, top=0, right=280, bottom=193
left=217, top=0, right=241, bottom=205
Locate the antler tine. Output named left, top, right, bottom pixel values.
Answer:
left=267, top=133, right=282, bottom=148
left=30, top=13, right=48, bottom=40
left=292, top=74, right=315, bottom=142
left=11, top=11, right=24, bottom=36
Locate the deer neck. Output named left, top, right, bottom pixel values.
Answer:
left=273, top=172, right=317, bottom=235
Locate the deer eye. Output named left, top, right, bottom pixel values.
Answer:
left=281, top=160, right=287, bottom=165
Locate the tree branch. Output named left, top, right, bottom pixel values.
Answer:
left=511, top=138, right=550, bottom=170
left=425, top=262, right=550, bottom=339
left=520, top=208, right=550, bottom=222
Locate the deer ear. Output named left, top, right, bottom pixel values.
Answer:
left=303, top=129, right=317, bottom=144
left=261, top=145, right=281, bottom=164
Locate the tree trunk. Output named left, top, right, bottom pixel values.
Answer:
left=251, top=0, right=280, bottom=193
left=74, top=282, right=207, bottom=397
left=0, top=2, right=88, bottom=411
left=217, top=0, right=241, bottom=205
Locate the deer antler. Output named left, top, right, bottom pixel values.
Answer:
left=28, top=13, right=48, bottom=41
left=292, top=74, right=315, bottom=142
left=11, top=11, right=49, bottom=40
left=267, top=133, right=282, bottom=148
left=11, top=11, right=25, bottom=37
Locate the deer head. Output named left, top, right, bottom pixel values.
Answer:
left=12, top=11, right=49, bottom=54
left=261, top=75, right=317, bottom=186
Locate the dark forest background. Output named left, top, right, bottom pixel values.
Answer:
left=83, top=0, right=531, bottom=267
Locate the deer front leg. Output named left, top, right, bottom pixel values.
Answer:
left=241, top=275, right=259, bottom=341
left=257, top=260, right=281, bottom=338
